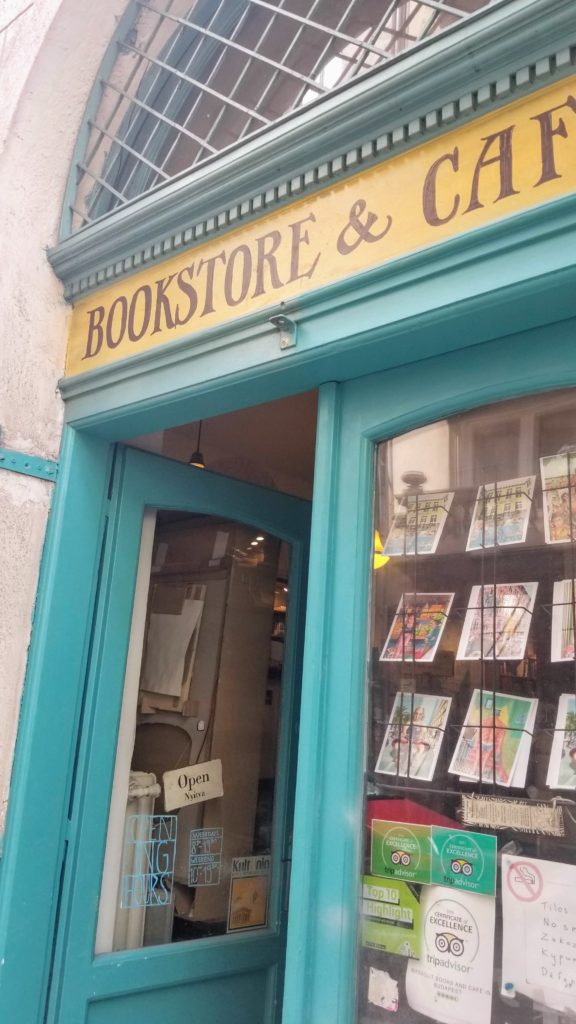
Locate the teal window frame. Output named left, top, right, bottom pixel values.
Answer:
left=283, top=319, right=576, bottom=1023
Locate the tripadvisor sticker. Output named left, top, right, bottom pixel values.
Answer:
left=431, top=826, right=497, bottom=896
left=371, top=820, right=431, bottom=884
left=406, top=889, right=495, bottom=1024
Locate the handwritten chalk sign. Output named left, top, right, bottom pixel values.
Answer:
left=163, top=759, right=223, bottom=812
left=502, top=855, right=576, bottom=1013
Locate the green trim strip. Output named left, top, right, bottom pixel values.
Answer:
left=0, top=448, right=58, bottom=482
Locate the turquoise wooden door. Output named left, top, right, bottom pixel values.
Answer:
left=47, top=444, right=310, bottom=1024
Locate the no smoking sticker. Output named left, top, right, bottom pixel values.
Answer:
left=506, top=859, right=543, bottom=902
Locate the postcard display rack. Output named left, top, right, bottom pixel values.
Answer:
left=357, top=391, right=576, bottom=1024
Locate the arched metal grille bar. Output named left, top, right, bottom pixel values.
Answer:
left=67, top=0, right=496, bottom=234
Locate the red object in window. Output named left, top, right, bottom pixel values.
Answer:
left=366, top=797, right=461, bottom=830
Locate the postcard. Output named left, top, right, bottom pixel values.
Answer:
left=380, top=593, right=454, bottom=663
left=448, top=689, right=538, bottom=788
left=383, top=491, right=454, bottom=556
left=551, top=579, right=576, bottom=661
left=456, top=582, right=538, bottom=661
left=466, top=476, right=535, bottom=550
left=546, top=694, right=576, bottom=789
left=540, top=451, right=576, bottom=544
left=375, top=692, right=452, bottom=781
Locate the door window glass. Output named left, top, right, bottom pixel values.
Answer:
left=97, top=510, right=290, bottom=952
left=358, top=389, right=576, bottom=1023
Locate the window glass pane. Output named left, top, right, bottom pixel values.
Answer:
left=97, top=510, right=290, bottom=952
left=68, top=0, right=495, bottom=232
left=357, top=389, right=576, bottom=1024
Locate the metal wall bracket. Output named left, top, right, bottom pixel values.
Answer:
left=269, top=314, right=297, bottom=350
left=0, top=447, right=58, bottom=482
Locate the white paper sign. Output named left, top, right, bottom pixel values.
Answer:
left=368, top=968, right=399, bottom=1012
left=406, top=886, right=495, bottom=1024
left=163, top=759, right=223, bottom=811
left=501, top=854, right=576, bottom=1012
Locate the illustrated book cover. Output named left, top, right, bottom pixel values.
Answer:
left=456, top=582, right=538, bottom=661
left=449, top=689, right=538, bottom=787
left=466, top=476, right=535, bottom=551
left=375, top=692, right=452, bottom=781
left=383, top=491, right=454, bottom=556
left=540, top=451, right=576, bottom=544
left=380, top=593, right=454, bottom=663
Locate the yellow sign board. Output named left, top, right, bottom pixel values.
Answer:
left=66, top=78, right=576, bottom=377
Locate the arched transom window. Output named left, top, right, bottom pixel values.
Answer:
left=67, top=0, right=495, bottom=234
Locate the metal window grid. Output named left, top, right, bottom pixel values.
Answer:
left=69, top=0, right=496, bottom=233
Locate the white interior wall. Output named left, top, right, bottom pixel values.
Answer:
left=0, top=0, right=129, bottom=837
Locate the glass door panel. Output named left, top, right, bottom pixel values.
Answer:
left=98, top=509, right=292, bottom=952
left=357, top=388, right=576, bottom=1024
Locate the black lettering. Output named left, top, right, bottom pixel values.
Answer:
left=252, top=229, right=284, bottom=297
left=84, top=306, right=105, bottom=359
left=287, top=213, right=321, bottom=283
left=106, top=296, right=128, bottom=349
left=174, top=265, right=198, bottom=326
left=151, top=274, right=176, bottom=335
left=198, top=251, right=226, bottom=316
left=465, top=126, right=519, bottom=213
left=422, top=148, right=460, bottom=226
left=532, top=96, right=576, bottom=185
left=127, top=285, right=152, bottom=342
left=224, top=244, right=252, bottom=306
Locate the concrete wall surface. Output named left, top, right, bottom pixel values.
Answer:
left=0, top=0, right=128, bottom=835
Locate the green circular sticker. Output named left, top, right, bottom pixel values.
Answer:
left=383, top=826, right=422, bottom=871
left=440, top=833, right=484, bottom=882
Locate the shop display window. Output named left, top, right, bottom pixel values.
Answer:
left=358, top=390, right=576, bottom=1024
